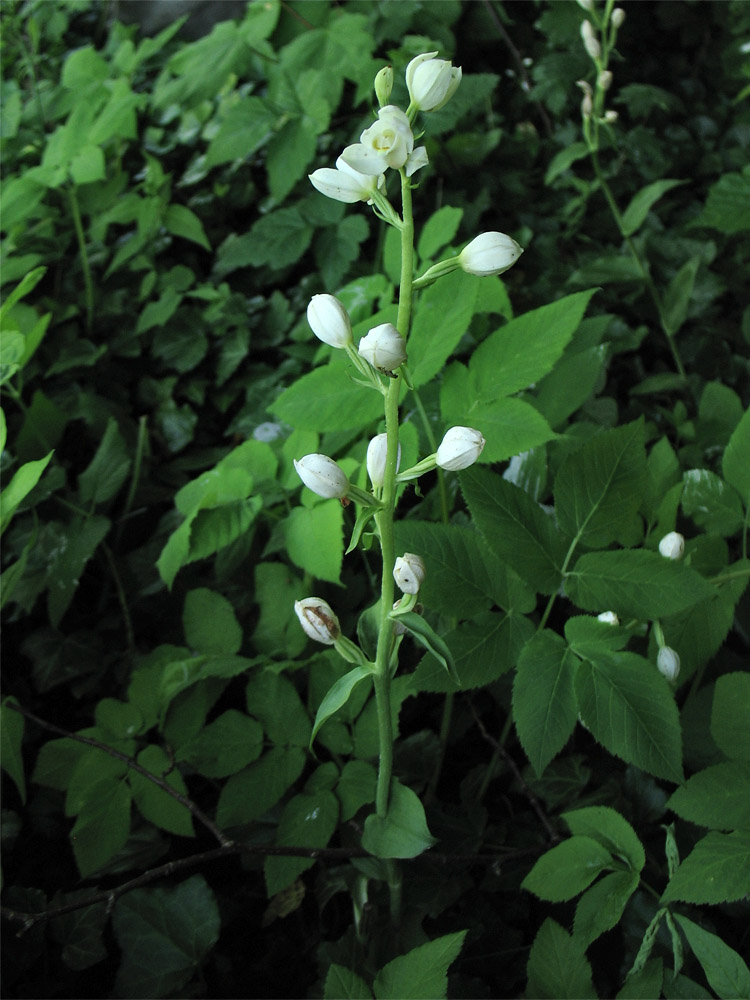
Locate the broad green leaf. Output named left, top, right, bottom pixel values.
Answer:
left=620, top=179, right=685, bottom=236
left=573, top=870, right=639, bottom=948
left=95, top=699, right=144, bottom=740
left=468, top=289, right=597, bottom=399
left=112, top=875, right=220, bottom=1000
left=565, top=548, right=715, bottom=619
left=271, top=357, right=382, bottom=432
left=129, top=746, right=194, bottom=837
left=0, top=451, right=54, bottom=532
left=575, top=650, right=684, bottom=783
left=513, top=630, right=578, bottom=777
left=336, top=760, right=376, bottom=822
left=267, top=117, right=318, bottom=202
left=688, top=170, right=750, bottom=235
left=160, top=653, right=256, bottom=706
left=412, top=611, right=534, bottom=694
left=246, top=671, right=311, bottom=748
left=252, top=562, right=306, bottom=659
left=1, top=699, right=25, bottom=802
left=526, top=918, right=597, bottom=999
left=216, top=746, right=306, bottom=828
left=661, top=973, right=711, bottom=1000
left=373, top=930, right=467, bottom=1000
left=47, top=515, right=111, bottom=627
left=205, top=96, right=276, bottom=167
left=283, top=501, right=344, bottom=585
left=182, top=588, right=242, bottom=656
left=461, top=466, right=567, bottom=594
left=722, top=406, right=750, bottom=502
left=661, top=831, right=750, bottom=905
left=175, top=710, right=263, bottom=778
left=565, top=615, right=631, bottom=658
left=362, top=780, right=436, bottom=858
left=186, top=498, right=261, bottom=564
left=244, top=205, right=313, bottom=269
left=522, top=835, right=613, bottom=902
left=265, top=789, right=339, bottom=896
left=617, top=959, right=663, bottom=1000
left=663, top=256, right=700, bottom=336
left=396, top=611, right=458, bottom=685
left=69, top=145, right=105, bottom=185
left=66, top=743, right=128, bottom=817
left=681, top=469, right=744, bottom=536
left=325, top=965, right=373, bottom=1000
left=50, top=892, right=108, bottom=971
left=667, top=760, right=750, bottom=829
left=441, top=386, right=557, bottom=464
left=711, top=672, right=750, bottom=761
left=533, top=345, right=607, bottom=429
left=417, top=205, right=463, bottom=260
left=554, top=420, right=647, bottom=548
left=407, top=270, right=477, bottom=388
left=674, top=914, right=750, bottom=1000
left=563, top=806, right=645, bottom=873
left=315, top=214, right=369, bottom=290
left=661, top=586, right=739, bottom=679
left=70, top=778, right=132, bottom=878
left=545, top=142, right=589, bottom=184
left=0, top=266, right=46, bottom=323
left=310, top=666, right=373, bottom=747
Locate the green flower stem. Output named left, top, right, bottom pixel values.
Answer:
left=68, top=185, right=94, bottom=334
left=372, top=168, right=415, bottom=821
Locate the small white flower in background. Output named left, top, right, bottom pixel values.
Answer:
left=598, top=70, right=613, bottom=91
left=253, top=422, right=284, bottom=442
left=294, top=598, right=341, bottom=645
left=341, top=106, right=414, bottom=175
left=294, top=454, right=350, bottom=499
left=657, top=646, right=681, bottom=682
left=307, top=294, right=352, bottom=349
left=374, top=65, right=394, bottom=107
left=358, top=323, right=407, bottom=372
left=580, top=19, right=602, bottom=60
left=405, top=52, right=462, bottom=112
left=658, top=531, right=685, bottom=560
left=576, top=0, right=595, bottom=9
left=436, top=426, right=486, bottom=471
left=597, top=611, right=620, bottom=626
left=459, top=232, right=523, bottom=277
left=309, top=155, right=385, bottom=204
left=612, top=7, right=626, bottom=28
left=367, top=433, right=401, bottom=488
left=393, top=553, right=426, bottom=595
left=602, top=110, right=619, bottom=124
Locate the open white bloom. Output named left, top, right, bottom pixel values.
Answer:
left=657, top=646, right=681, bottom=682
left=309, top=155, right=385, bottom=204
left=459, top=232, right=523, bottom=277
left=294, top=454, right=349, bottom=499
left=581, top=19, right=602, bottom=60
left=658, top=531, right=685, bottom=560
left=436, top=426, right=485, bottom=471
left=341, top=106, right=414, bottom=176
left=294, top=598, right=341, bottom=645
left=367, top=433, right=401, bottom=488
left=307, top=294, right=352, bottom=349
left=406, top=52, right=462, bottom=112
left=394, top=553, right=426, bottom=595
left=597, top=611, right=620, bottom=626
left=358, top=323, right=407, bottom=372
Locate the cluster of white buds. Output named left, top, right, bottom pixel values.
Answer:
left=580, top=20, right=602, bottom=61
left=658, top=531, right=685, bottom=560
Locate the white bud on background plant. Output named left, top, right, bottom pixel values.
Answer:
left=294, top=454, right=349, bottom=499
left=597, top=611, right=620, bottom=626
left=294, top=598, right=341, bottom=645
left=393, top=553, right=426, bottom=595
left=581, top=19, right=602, bottom=61
left=657, top=646, right=681, bottom=682
left=341, top=106, right=414, bottom=175
left=459, top=232, right=523, bottom=277
left=358, top=323, right=407, bottom=372
left=658, top=531, right=685, bottom=560
left=374, top=65, right=393, bottom=107
left=576, top=0, right=595, bottom=9
left=367, top=433, right=401, bottom=488
left=598, top=70, right=613, bottom=90
left=307, top=294, right=352, bottom=348
left=612, top=7, right=626, bottom=28
left=405, top=52, right=462, bottom=112
left=309, top=156, right=385, bottom=204
left=436, top=426, right=486, bottom=471
left=602, top=110, right=619, bottom=124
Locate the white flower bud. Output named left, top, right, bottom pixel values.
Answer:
left=341, top=106, right=414, bottom=176
left=602, top=109, right=619, bottom=124
left=581, top=20, right=602, bottom=60
left=582, top=93, right=594, bottom=119
left=405, top=52, right=462, bottom=112
left=393, top=553, right=426, bottom=595
left=576, top=0, right=595, bottom=9
left=309, top=156, right=385, bottom=204
left=436, top=426, right=486, bottom=471
left=597, top=611, right=620, bottom=626
left=366, top=433, right=401, bottom=488
left=294, top=454, right=349, bottom=499
left=307, top=294, right=352, bottom=349
left=658, top=531, right=685, bottom=560
left=598, top=70, right=613, bottom=90
left=657, top=646, right=680, bottom=682
left=459, top=232, right=523, bottom=277
left=358, top=323, right=407, bottom=372
left=294, top=598, right=341, bottom=645
left=611, top=7, right=626, bottom=28
left=374, top=65, right=393, bottom=107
